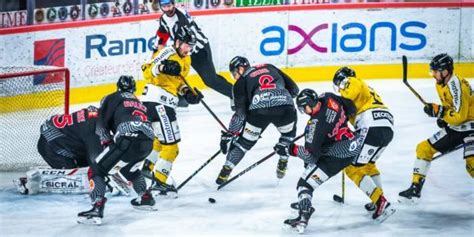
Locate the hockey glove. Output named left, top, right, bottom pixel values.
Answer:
left=220, top=131, right=236, bottom=155
left=274, top=142, right=290, bottom=157
left=183, top=87, right=203, bottom=104
left=423, top=103, right=444, bottom=118
left=436, top=119, right=448, bottom=128
left=159, top=60, right=181, bottom=76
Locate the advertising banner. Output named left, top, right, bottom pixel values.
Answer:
left=1, top=5, right=472, bottom=92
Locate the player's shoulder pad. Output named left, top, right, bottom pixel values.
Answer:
left=151, top=46, right=177, bottom=65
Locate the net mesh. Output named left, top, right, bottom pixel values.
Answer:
left=0, top=66, right=69, bottom=171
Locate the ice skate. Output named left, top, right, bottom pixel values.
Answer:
left=365, top=202, right=376, bottom=212
left=131, top=191, right=157, bottom=211
left=398, top=182, right=422, bottom=204
left=373, top=195, right=395, bottom=223
left=283, top=207, right=315, bottom=234
left=150, top=179, right=178, bottom=199
left=215, top=165, right=232, bottom=185
left=77, top=198, right=107, bottom=225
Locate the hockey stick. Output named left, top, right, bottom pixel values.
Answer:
left=177, top=149, right=221, bottom=190
left=180, top=76, right=229, bottom=131
left=217, top=134, right=305, bottom=190
left=333, top=172, right=345, bottom=203
left=402, top=55, right=427, bottom=105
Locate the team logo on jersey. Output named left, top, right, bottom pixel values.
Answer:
left=327, top=98, right=340, bottom=112
left=372, top=111, right=394, bottom=125
left=34, top=38, right=65, bottom=85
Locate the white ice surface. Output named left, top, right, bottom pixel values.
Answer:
left=1, top=80, right=473, bottom=237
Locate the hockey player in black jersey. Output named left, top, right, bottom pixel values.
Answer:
left=77, top=76, right=155, bottom=225
left=37, top=106, right=102, bottom=169
left=216, top=56, right=299, bottom=184
left=276, top=89, right=393, bottom=233
left=153, top=0, right=233, bottom=100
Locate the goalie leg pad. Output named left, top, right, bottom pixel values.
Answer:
left=17, top=167, right=90, bottom=195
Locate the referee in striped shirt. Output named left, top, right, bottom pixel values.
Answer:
left=153, top=0, right=233, bottom=101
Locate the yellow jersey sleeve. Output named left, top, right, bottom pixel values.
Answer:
left=437, top=75, right=474, bottom=125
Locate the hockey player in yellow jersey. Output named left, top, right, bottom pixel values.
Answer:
left=140, top=24, right=203, bottom=197
left=333, top=66, right=395, bottom=214
left=399, top=53, right=474, bottom=203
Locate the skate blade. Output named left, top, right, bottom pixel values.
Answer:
left=283, top=223, right=307, bottom=234
left=132, top=205, right=158, bottom=211
left=77, top=216, right=102, bottom=225
left=375, top=208, right=396, bottom=224
left=397, top=196, right=419, bottom=205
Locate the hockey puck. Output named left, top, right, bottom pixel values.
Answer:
left=208, top=198, right=216, bottom=204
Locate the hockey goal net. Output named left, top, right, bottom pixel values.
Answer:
left=0, top=66, right=70, bottom=171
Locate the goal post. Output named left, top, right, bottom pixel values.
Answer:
left=0, top=66, right=70, bottom=171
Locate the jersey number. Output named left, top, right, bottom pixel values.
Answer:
left=369, top=88, right=383, bottom=105
left=52, top=114, right=73, bottom=128
left=132, top=110, right=148, bottom=122
left=335, top=127, right=354, bottom=141
left=258, top=75, right=276, bottom=90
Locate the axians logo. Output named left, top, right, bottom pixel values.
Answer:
left=34, top=38, right=65, bottom=84
left=260, top=21, right=427, bottom=56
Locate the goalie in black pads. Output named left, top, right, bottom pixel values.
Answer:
left=399, top=54, right=474, bottom=203
left=14, top=106, right=104, bottom=195
left=216, top=56, right=299, bottom=184
left=77, top=76, right=155, bottom=225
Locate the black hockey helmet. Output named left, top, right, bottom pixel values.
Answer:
left=229, top=56, right=250, bottom=74
left=333, top=66, right=356, bottom=87
left=296, top=88, right=319, bottom=113
left=430, top=53, right=453, bottom=74
left=173, top=24, right=196, bottom=46
left=117, top=75, right=136, bottom=93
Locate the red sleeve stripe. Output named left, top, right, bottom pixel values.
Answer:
left=157, top=31, right=170, bottom=46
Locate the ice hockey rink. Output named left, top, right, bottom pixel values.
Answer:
left=1, top=79, right=473, bottom=236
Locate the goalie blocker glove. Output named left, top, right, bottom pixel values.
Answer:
left=159, top=59, right=182, bottom=76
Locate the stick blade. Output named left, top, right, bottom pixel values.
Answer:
left=333, top=194, right=344, bottom=203
left=402, top=55, right=408, bottom=83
